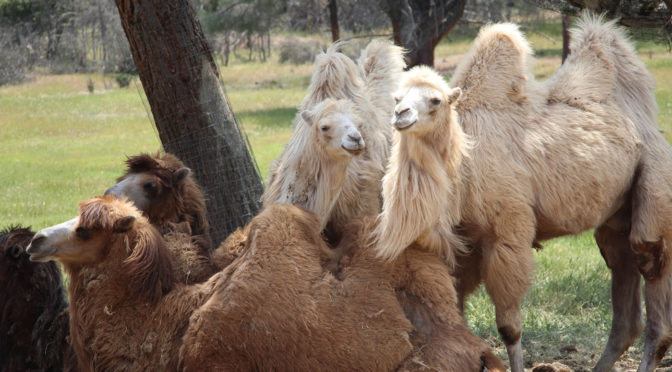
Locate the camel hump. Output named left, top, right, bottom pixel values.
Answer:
left=545, top=12, right=621, bottom=105
left=450, top=22, right=533, bottom=109
left=300, top=41, right=364, bottom=109
left=357, top=39, right=406, bottom=115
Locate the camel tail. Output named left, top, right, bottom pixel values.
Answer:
left=357, top=40, right=406, bottom=114
left=300, top=41, right=364, bottom=109
left=571, top=11, right=658, bottom=132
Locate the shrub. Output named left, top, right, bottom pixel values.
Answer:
left=278, top=37, right=321, bottom=65
left=115, top=73, right=134, bottom=88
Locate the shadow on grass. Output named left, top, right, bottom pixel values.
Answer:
left=238, top=107, right=297, bottom=129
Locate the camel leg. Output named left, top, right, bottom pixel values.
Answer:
left=632, top=238, right=672, bottom=372
left=593, top=224, right=644, bottom=372
left=454, top=247, right=484, bottom=315
left=482, top=207, right=536, bottom=372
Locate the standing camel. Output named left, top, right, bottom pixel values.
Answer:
left=375, top=13, right=672, bottom=372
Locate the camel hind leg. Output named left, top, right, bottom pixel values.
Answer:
left=629, top=148, right=672, bottom=372
left=593, top=223, right=644, bottom=372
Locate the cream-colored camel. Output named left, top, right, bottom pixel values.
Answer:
left=264, top=41, right=402, bottom=240
left=375, top=14, right=672, bottom=372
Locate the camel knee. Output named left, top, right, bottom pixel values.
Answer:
left=632, top=239, right=667, bottom=281
left=498, top=325, right=521, bottom=346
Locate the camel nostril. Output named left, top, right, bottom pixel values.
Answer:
left=395, top=107, right=409, bottom=116
left=348, top=133, right=362, bottom=143
left=27, top=235, right=46, bottom=253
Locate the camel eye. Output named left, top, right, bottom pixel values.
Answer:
left=430, top=98, right=441, bottom=106
left=10, top=244, right=23, bottom=258
left=143, top=182, right=158, bottom=196
left=320, top=125, right=330, bottom=132
left=76, top=227, right=92, bottom=240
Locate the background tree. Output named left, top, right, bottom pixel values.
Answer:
left=328, top=0, right=339, bottom=42
left=114, top=0, right=264, bottom=246
left=380, top=0, right=467, bottom=67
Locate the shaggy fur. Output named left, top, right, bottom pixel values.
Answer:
left=33, top=197, right=499, bottom=371
left=377, top=13, right=672, bottom=372
left=339, top=218, right=505, bottom=372
left=0, top=226, right=76, bottom=372
left=106, top=153, right=218, bottom=284
left=180, top=204, right=415, bottom=371
left=264, top=41, right=401, bottom=240
left=106, top=153, right=211, bottom=247
left=27, top=196, right=222, bottom=372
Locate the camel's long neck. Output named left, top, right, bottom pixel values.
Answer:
left=267, top=142, right=350, bottom=231
left=374, top=107, right=467, bottom=260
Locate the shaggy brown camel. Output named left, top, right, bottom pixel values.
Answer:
left=376, top=13, right=672, bottom=372
left=1, top=225, right=77, bottom=371
left=264, top=40, right=401, bottom=241
left=105, top=153, right=217, bottom=283
left=27, top=195, right=502, bottom=371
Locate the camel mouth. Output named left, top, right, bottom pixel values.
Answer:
left=27, top=251, right=55, bottom=262
left=393, top=119, right=416, bottom=131
left=342, top=145, right=365, bottom=156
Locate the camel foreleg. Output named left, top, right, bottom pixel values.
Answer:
left=481, top=208, right=536, bottom=372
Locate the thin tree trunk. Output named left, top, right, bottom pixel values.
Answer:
left=562, top=13, right=571, bottom=63
left=114, top=0, right=264, bottom=246
left=328, top=0, right=340, bottom=42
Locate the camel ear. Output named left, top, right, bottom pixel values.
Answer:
left=113, top=215, right=136, bottom=233
left=447, top=87, right=462, bottom=104
left=174, top=167, right=191, bottom=185
left=301, top=110, right=315, bottom=126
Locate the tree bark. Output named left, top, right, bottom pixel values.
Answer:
left=328, top=0, right=340, bottom=42
left=381, top=0, right=467, bottom=68
left=114, top=0, right=264, bottom=247
left=562, top=13, right=571, bottom=63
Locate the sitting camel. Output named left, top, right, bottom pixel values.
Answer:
left=27, top=196, right=503, bottom=371
left=264, top=40, right=402, bottom=241
left=374, top=13, right=672, bottom=372
left=0, top=225, right=77, bottom=371
left=105, top=153, right=218, bottom=283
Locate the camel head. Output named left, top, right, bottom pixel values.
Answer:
left=301, top=98, right=365, bottom=157
left=27, top=195, right=142, bottom=265
left=104, top=153, right=191, bottom=213
left=391, top=66, right=461, bottom=134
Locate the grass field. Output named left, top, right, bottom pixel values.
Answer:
left=2, top=20, right=672, bottom=371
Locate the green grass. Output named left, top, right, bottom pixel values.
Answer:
left=2, top=26, right=672, bottom=370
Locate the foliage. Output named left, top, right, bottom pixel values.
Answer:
left=278, top=37, right=320, bottom=64
left=114, top=73, right=134, bottom=88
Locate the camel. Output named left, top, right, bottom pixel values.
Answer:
left=105, top=153, right=210, bottom=246
left=264, top=40, right=401, bottom=241
left=105, top=153, right=218, bottom=283
left=0, top=225, right=77, bottom=372
left=27, top=195, right=502, bottom=371
left=375, top=13, right=672, bottom=372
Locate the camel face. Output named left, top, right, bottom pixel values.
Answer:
left=104, top=173, right=160, bottom=211
left=27, top=197, right=139, bottom=265
left=392, top=84, right=461, bottom=134
left=302, top=99, right=365, bottom=157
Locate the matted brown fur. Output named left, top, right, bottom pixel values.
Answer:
left=114, top=153, right=210, bottom=246
left=0, top=226, right=77, bottom=372
left=180, top=204, right=415, bottom=371
left=40, top=196, right=220, bottom=372
left=340, top=217, right=504, bottom=372
left=108, top=153, right=218, bottom=283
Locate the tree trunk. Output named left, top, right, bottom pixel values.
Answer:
left=381, top=0, right=466, bottom=68
left=328, top=0, right=340, bottom=42
left=114, top=0, right=264, bottom=247
left=562, top=13, right=571, bottom=63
